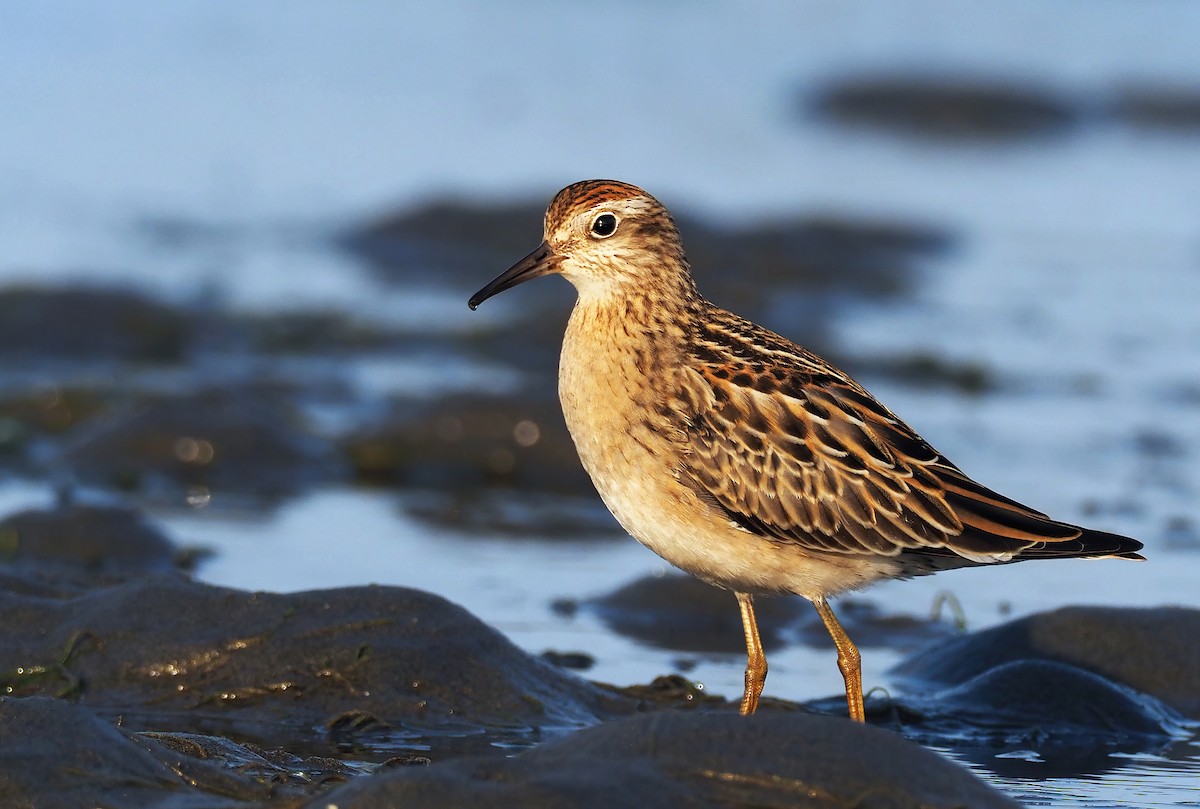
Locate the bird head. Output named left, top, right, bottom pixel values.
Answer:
left=469, top=180, right=689, bottom=309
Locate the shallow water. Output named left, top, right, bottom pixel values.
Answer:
left=5, top=1, right=1200, bottom=805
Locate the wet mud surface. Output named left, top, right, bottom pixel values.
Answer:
left=313, top=711, right=1023, bottom=809
left=1, top=501, right=1196, bottom=807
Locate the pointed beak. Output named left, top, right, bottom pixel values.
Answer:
left=468, top=241, right=562, bottom=310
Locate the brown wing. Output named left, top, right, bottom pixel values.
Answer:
left=677, top=315, right=1143, bottom=563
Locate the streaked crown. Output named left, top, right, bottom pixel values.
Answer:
left=545, top=180, right=656, bottom=233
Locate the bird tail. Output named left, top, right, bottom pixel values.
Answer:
left=1070, top=527, right=1145, bottom=561
left=1001, top=525, right=1146, bottom=562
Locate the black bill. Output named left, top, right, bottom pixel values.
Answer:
left=468, top=241, right=561, bottom=310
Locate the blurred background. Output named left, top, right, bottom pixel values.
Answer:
left=3, top=1, right=1200, bottom=801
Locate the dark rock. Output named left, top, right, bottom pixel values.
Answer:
left=891, top=606, right=1200, bottom=718
left=0, top=575, right=636, bottom=743
left=0, top=503, right=198, bottom=599
left=0, top=286, right=189, bottom=363
left=680, top=215, right=950, bottom=320
left=0, top=696, right=283, bottom=808
left=540, top=650, right=596, bottom=671
left=1134, top=428, right=1187, bottom=459
left=589, top=573, right=807, bottom=653
left=810, top=75, right=1079, bottom=141
left=342, top=198, right=548, bottom=285
left=1162, top=515, right=1200, bottom=551
left=607, top=674, right=728, bottom=710
left=345, top=197, right=585, bottom=375
left=0, top=566, right=97, bottom=598
left=0, top=386, right=108, bottom=444
left=353, top=386, right=612, bottom=533
left=221, top=309, right=405, bottom=355
left=896, top=659, right=1187, bottom=750
left=1112, top=86, right=1200, bottom=132
left=851, top=351, right=995, bottom=394
left=0, top=503, right=180, bottom=574
left=403, top=489, right=617, bottom=538
left=310, top=710, right=1021, bottom=808
left=56, top=388, right=339, bottom=504
left=344, top=392, right=594, bottom=498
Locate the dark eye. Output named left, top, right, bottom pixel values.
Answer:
left=590, top=213, right=618, bottom=238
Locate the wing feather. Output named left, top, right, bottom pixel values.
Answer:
left=676, top=312, right=1144, bottom=564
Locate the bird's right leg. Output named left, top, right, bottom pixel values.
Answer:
left=735, top=591, right=767, bottom=715
left=813, top=596, right=864, bottom=722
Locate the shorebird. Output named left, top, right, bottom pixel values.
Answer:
left=468, top=179, right=1145, bottom=721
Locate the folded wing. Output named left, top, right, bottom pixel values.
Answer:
left=677, top=317, right=1143, bottom=564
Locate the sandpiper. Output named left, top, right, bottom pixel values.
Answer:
left=468, top=180, right=1145, bottom=721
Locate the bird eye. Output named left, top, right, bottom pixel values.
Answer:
left=589, top=213, right=619, bottom=238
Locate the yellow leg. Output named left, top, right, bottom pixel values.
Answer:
left=813, top=597, right=865, bottom=722
left=735, top=592, right=767, bottom=715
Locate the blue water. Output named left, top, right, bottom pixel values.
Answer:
left=4, top=2, right=1200, bottom=805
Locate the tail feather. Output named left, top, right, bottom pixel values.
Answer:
left=1023, top=526, right=1146, bottom=561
